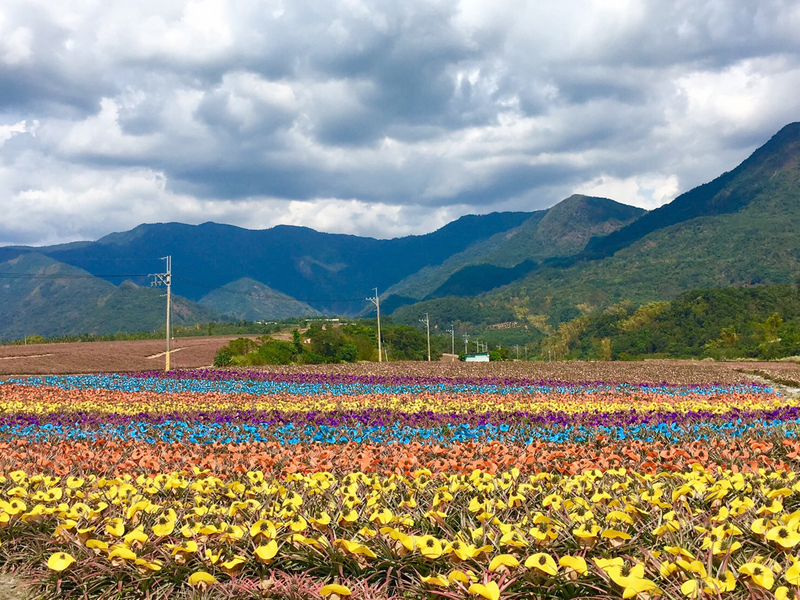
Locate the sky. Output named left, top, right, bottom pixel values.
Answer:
left=1, top=1, right=799, bottom=246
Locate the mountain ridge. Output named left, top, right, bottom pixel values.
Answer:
left=199, top=278, right=322, bottom=321
left=390, top=121, right=800, bottom=329
left=384, top=195, right=644, bottom=303
left=21, top=211, right=534, bottom=314
left=583, top=121, right=800, bottom=260
left=4, top=121, right=800, bottom=338
left=0, top=252, right=219, bottom=339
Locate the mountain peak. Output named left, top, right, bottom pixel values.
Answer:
left=584, top=121, right=800, bottom=260
left=546, top=194, right=645, bottom=221
left=198, top=277, right=321, bottom=321
left=727, top=121, right=800, bottom=180
left=765, top=121, right=800, bottom=149
left=533, top=194, right=645, bottom=256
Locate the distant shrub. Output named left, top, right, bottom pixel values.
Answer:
left=232, top=338, right=259, bottom=355
left=253, top=340, right=296, bottom=365
left=214, top=337, right=259, bottom=366
left=213, top=348, right=232, bottom=367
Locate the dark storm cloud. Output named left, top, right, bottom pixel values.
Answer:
left=441, top=162, right=582, bottom=207
left=0, top=0, right=799, bottom=243
left=0, top=66, right=108, bottom=118
left=169, top=163, right=328, bottom=201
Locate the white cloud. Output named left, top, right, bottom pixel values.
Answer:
left=53, top=98, right=162, bottom=157
left=1, top=0, right=800, bottom=245
left=576, top=174, right=680, bottom=210
left=672, top=58, right=800, bottom=137
left=0, top=120, right=32, bottom=145
left=0, top=153, right=463, bottom=245
left=0, top=26, right=32, bottom=65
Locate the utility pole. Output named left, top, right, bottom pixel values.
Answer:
left=366, top=288, right=382, bottom=363
left=445, top=324, right=455, bottom=357
left=149, top=256, right=172, bottom=372
left=463, top=333, right=469, bottom=354
left=419, top=313, right=431, bottom=361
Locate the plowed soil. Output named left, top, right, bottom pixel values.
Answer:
left=0, top=336, right=256, bottom=376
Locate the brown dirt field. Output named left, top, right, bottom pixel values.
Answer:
left=0, top=335, right=259, bottom=376
left=727, top=360, right=800, bottom=389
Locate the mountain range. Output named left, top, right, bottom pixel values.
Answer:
left=391, top=121, right=800, bottom=330
left=1, top=121, right=799, bottom=340
left=382, top=194, right=644, bottom=307
left=0, top=252, right=219, bottom=340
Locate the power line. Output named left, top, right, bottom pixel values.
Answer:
left=149, top=256, right=172, bottom=372
left=0, top=270, right=375, bottom=304
left=172, top=276, right=368, bottom=303
left=0, top=273, right=151, bottom=279
left=25, top=257, right=165, bottom=262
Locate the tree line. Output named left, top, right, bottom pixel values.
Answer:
left=535, top=284, right=800, bottom=361
left=214, top=320, right=444, bottom=366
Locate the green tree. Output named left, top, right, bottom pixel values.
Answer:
left=336, top=342, right=359, bottom=363
left=292, top=329, right=304, bottom=354
left=309, top=326, right=345, bottom=360
left=756, top=313, right=783, bottom=359
left=253, top=339, right=296, bottom=364
left=384, top=325, right=437, bottom=361
left=213, top=348, right=232, bottom=366
left=600, top=337, right=612, bottom=361
left=703, top=325, right=741, bottom=359
left=228, top=337, right=258, bottom=356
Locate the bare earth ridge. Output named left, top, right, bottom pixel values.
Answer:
left=0, top=336, right=257, bottom=376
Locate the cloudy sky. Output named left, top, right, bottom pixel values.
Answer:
left=1, top=0, right=799, bottom=246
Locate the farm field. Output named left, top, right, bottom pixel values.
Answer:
left=0, top=336, right=261, bottom=376
left=2, top=336, right=798, bottom=384
left=1, top=363, right=800, bottom=599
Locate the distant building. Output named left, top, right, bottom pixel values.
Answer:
left=486, top=321, right=518, bottom=330
left=464, top=353, right=490, bottom=362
